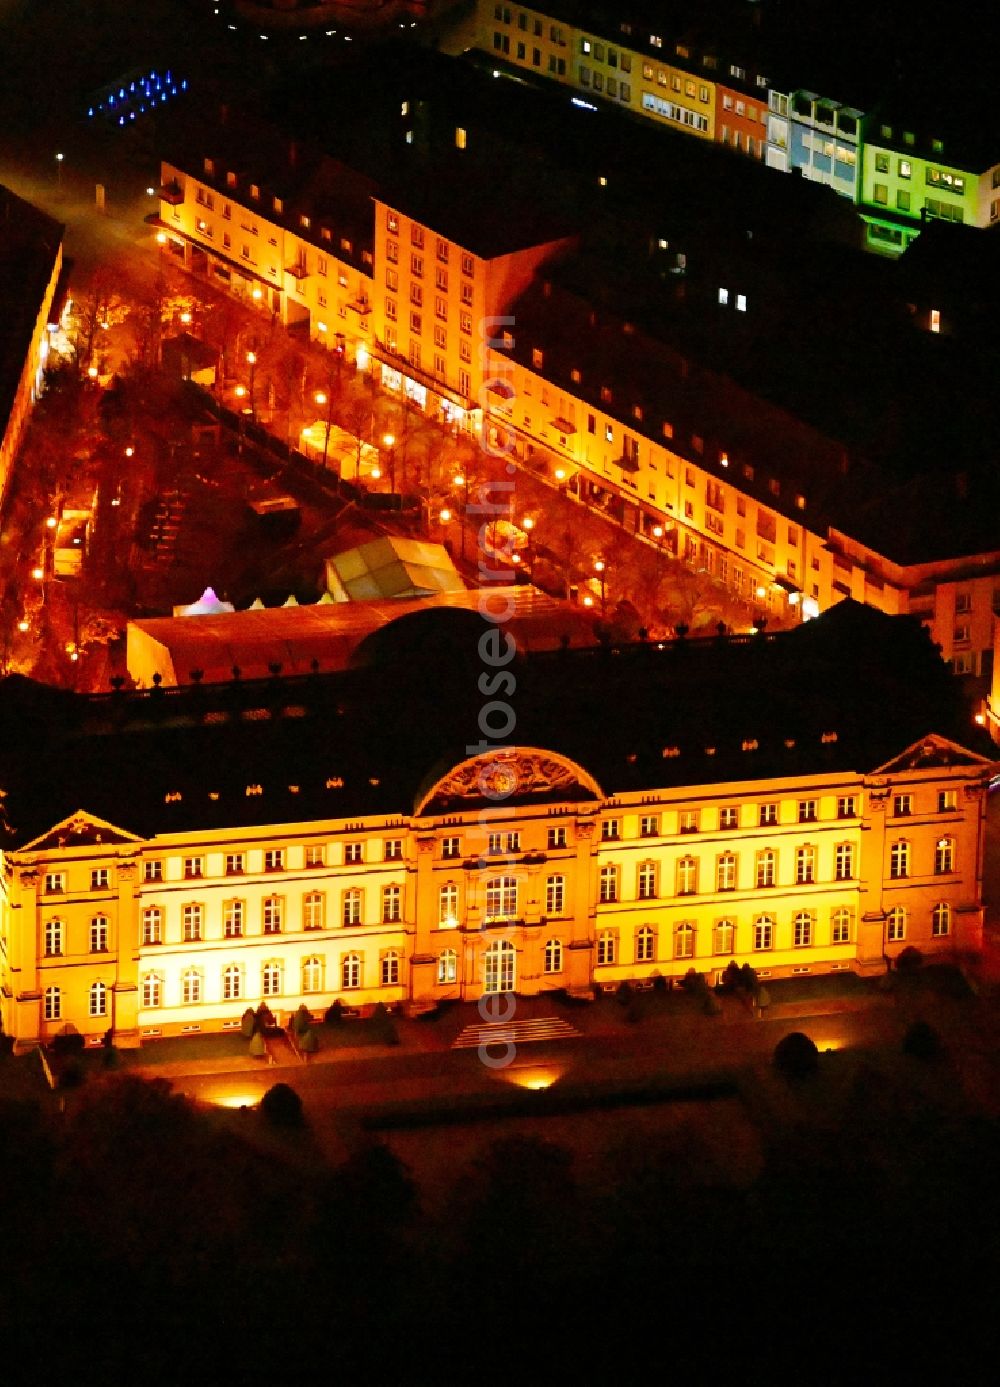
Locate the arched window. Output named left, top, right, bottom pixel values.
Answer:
left=636, top=925, right=656, bottom=962
left=44, top=919, right=63, bottom=957
left=597, top=930, right=616, bottom=966
left=142, top=906, right=162, bottom=945
left=934, top=837, right=955, bottom=875
left=303, top=891, right=325, bottom=930
left=713, top=918, right=735, bottom=954
left=676, top=856, right=698, bottom=895
left=716, top=853, right=737, bottom=891
left=831, top=907, right=853, bottom=944
left=142, top=972, right=162, bottom=1008
left=183, top=903, right=203, bottom=942
left=674, top=921, right=695, bottom=959
left=44, top=986, right=61, bottom=1022
left=181, top=968, right=202, bottom=1005
left=342, top=953, right=362, bottom=989
left=262, top=961, right=283, bottom=997
left=544, top=938, right=563, bottom=974
left=485, top=876, right=518, bottom=921
left=222, top=964, right=243, bottom=1000
left=793, top=911, right=814, bottom=947
left=438, top=882, right=459, bottom=927
left=886, top=906, right=906, bottom=942
left=381, top=951, right=400, bottom=987
left=931, top=902, right=951, bottom=937
left=484, top=939, right=515, bottom=993
left=753, top=915, right=774, bottom=951
left=437, top=949, right=458, bottom=984
left=90, top=916, right=109, bottom=952
left=545, top=874, right=566, bottom=916
left=89, top=981, right=108, bottom=1017
left=342, top=889, right=362, bottom=926
left=302, top=955, right=324, bottom=993
left=889, top=841, right=910, bottom=880
left=224, top=900, right=244, bottom=938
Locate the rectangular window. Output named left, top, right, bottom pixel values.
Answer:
left=144, top=860, right=163, bottom=883
left=91, top=868, right=109, bottom=890
left=893, top=794, right=913, bottom=818
left=263, top=896, right=283, bottom=933
left=759, top=803, right=778, bottom=827
left=342, top=890, right=362, bottom=926
left=640, top=814, right=659, bottom=837
left=305, top=845, right=325, bottom=868
left=599, top=866, right=619, bottom=903
left=837, top=796, right=858, bottom=820
left=442, top=836, right=461, bottom=859
left=384, top=839, right=403, bottom=862
left=345, top=842, right=363, bottom=865
left=382, top=885, right=402, bottom=923
left=547, top=826, right=567, bottom=850
left=798, top=800, right=817, bottom=824
left=719, top=807, right=740, bottom=830
left=938, top=789, right=957, bottom=813
left=602, top=819, right=621, bottom=842
left=183, top=857, right=204, bottom=880
left=264, top=848, right=285, bottom=872
left=678, top=809, right=700, bottom=834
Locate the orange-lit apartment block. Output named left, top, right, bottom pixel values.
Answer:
left=0, top=606, right=992, bottom=1049
left=369, top=192, right=575, bottom=421
left=157, top=129, right=376, bottom=362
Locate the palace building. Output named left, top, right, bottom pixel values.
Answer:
left=0, top=601, right=993, bottom=1049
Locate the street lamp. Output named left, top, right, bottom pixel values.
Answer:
left=55, top=152, right=64, bottom=192
left=452, top=472, right=470, bottom=560
left=594, top=558, right=607, bottom=615
left=315, top=390, right=335, bottom=474
left=383, top=432, right=396, bottom=494
left=246, top=350, right=257, bottom=421
left=522, top=516, right=536, bottom=582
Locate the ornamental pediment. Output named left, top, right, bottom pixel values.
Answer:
left=17, top=809, right=144, bottom=853
left=416, top=747, right=602, bottom=816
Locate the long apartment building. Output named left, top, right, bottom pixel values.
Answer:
left=0, top=602, right=992, bottom=1048
left=471, top=2, right=1000, bottom=259
left=159, top=110, right=1000, bottom=689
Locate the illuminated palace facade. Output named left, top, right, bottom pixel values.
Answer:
left=0, top=605, right=993, bottom=1048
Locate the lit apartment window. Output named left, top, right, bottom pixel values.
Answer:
left=930, top=309, right=941, bottom=333
left=90, top=916, right=109, bottom=952
left=889, top=841, right=910, bottom=879
left=263, top=896, right=284, bottom=933
left=455, top=127, right=467, bottom=149
left=886, top=907, right=906, bottom=942
left=545, top=875, right=566, bottom=915
left=893, top=794, right=912, bottom=817
left=934, top=837, right=955, bottom=874
left=438, top=949, right=458, bottom=983
left=142, top=907, right=162, bottom=945
left=224, top=900, right=244, bottom=938
left=716, top=853, right=738, bottom=891
left=793, top=911, right=814, bottom=947
left=938, top=790, right=957, bottom=813
left=931, top=903, right=951, bottom=937
left=45, top=919, right=63, bottom=956
left=679, top=809, right=700, bottom=833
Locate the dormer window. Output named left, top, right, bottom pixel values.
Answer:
left=273, top=196, right=283, bottom=214
left=300, top=214, right=310, bottom=229
left=203, top=157, right=214, bottom=175
left=226, top=171, right=237, bottom=188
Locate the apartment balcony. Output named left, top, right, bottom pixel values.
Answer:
left=159, top=179, right=184, bottom=206
left=285, top=262, right=309, bottom=281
